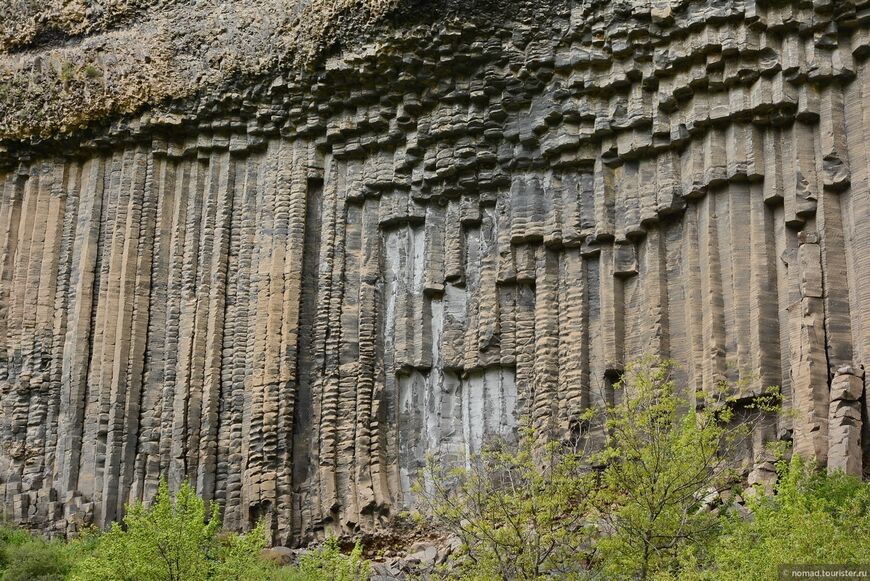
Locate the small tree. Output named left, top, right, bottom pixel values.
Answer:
left=416, top=430, right=597, bottom=580
left=73, top=480, right=229, bottom=581
left=708, top=455, right=870, bottom=580
left=71, top=481, right=370, bottom=581
left=211, top=520, right=272, bottom=581
left=593, top=359, right=780, bottom=580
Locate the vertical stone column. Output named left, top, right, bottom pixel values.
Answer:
left=792, top=231, right=830, bottom=466
left=827, top=366, right=864, bottom=476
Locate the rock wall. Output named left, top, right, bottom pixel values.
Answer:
left=0, top=0, right=869, bottom=544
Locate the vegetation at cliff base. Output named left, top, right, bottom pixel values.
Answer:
left=0, top=525, right=72, bottom=581
left=0, top=480, right=369, bottom=581
left=707, top=455, right=870, bottom=581
left=417, top=430, right=597, bottom=579
left=418, top=359, right=870, bottom=580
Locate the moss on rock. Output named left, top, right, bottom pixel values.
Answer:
left=0, top=0, right=405, bottom=141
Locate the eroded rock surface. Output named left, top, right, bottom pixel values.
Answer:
left=0, top=0, right=868, bottom=544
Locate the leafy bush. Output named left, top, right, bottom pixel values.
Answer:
left=592, top=360, right=780, bottom=580
left=2, top=539, right=73, bottom=581
left=270, top=538, right=370, bottom=581
left=71, top=480, right=276, bottom=581
left=416, top=428, right=597, bottom=579
left=210, top=523, right=274, bottom=581
left=0, top=524, right=73, bottom=581
left=0, top=487, right=373, bottom=581
left=419, top=358, right=785, bottom=580
left=706, top=456, right=870, bottom=581
left=0, top=524, right=32, bottom=570
left=66, top=480, right=372, bottom=580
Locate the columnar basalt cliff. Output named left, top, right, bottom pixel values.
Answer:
left=0, top=0, right=868, bottom=544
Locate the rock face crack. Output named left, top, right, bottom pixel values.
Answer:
left=0, top=0, right=869, bottom=542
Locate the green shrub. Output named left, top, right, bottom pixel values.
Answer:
left=2, top=539, right=72, bottom=581
left=416, top=429, right=597, bottom=579
left=0, top=524, right=32, bottom=570
left=419, top=358, right=782, bottom=580
left=592, top=360, right=779, bottom=580
left=270, top=538, right=369, bottom=581
left=210, top=521, right=274, bottom=581
left=71, top=480, right=276, bottom=581
left=0, top=524, right=73, bottom=581
left=706, top=456, right=870, bottom=581
left=0, top=489, right=372, bottom=581
left=67, top=480, right=370, bottom=581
